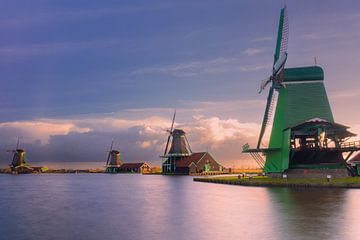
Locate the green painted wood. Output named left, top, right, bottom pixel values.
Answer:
left=284, top=66, right=324, bottom=82
left=284, top=82, right=334, bottom=127
left=264, top=66, right=334, bottom=173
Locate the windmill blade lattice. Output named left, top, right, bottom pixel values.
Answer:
left=273, top=6, right=289, bottom=65
left=106, top=140, right=114, bottom=166
left=279, top=7, right=289, bottom=57
left=257, top=6, right=289, bottom=148
left=257, top=87, right=275, bottom=148
left=164, top=110, right=176, bottom=156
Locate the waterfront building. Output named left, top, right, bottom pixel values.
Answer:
left=119, top=162, right=151, bottom=173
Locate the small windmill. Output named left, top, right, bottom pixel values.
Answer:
left=105, top=140, right=122, bottom=173
left=7, top=138, right=32, bottom=173
left=161, top=110, right=192, bottom=173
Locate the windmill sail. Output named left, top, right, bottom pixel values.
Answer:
left=16, top=137, right=20, bottom=149
left=106, top=140, right=114, bottom=166
left=164, top=110, right=176, bottom=156
left=273, top=6, right=288, bottom=66
left=257, top=87, right=275, bottom=148
left=257, top=6, right=288, bottom=148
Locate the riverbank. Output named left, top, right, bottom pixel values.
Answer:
left=0, top=168, right=105, bottom=174
left=193, top=176, right=360, bottom=188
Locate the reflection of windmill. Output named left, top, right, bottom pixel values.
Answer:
left=7, top=138, right=33, bottom=174
left=161, top=110, right=193, bottom=173
left=242, top=7, right=359, bottom=177
left=105, top=140, right=123, bottom=173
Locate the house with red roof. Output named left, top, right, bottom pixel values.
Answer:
left=162, top=151, right=222, bottom=175
left=118, top=162, right=151, bottom=174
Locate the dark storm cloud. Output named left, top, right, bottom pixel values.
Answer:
left=0, top=125, right=165, bottom=166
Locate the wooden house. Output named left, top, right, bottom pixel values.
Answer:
left=119, top=162, right=151, bottom=173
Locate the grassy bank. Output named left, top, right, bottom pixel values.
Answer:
left=193, top=176, right=360, bottom=188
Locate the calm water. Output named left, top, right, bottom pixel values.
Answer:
left=1, top=174, right=360, bottom=240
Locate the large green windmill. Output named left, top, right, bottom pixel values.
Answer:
left=243, top=7, right=360, bottom=174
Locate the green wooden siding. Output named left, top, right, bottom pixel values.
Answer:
left=264, top=66, right=334, bottom=173
left=284, top=82, right=334, bottom=128
left=284, top=66, right=324, bottom=82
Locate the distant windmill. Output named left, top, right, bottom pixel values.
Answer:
left=7, top=138, right=32, bottom=174
left=105, top=140, right=122, bottom=173
left=161, top=110, right=192, bottom=173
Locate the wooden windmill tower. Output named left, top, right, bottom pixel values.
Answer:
left=105, top=140, right=123, bottom=173
left=243, top=7, right=360, bottom=177
left=161, top=110, right=193, bottom=173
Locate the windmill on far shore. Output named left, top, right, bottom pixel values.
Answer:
left=105, top=139, right=122, bottom=173
left=161, top=110, right=192, bottom=173
left=161, top=110, right=222, bottom=175
left=7, top=137, right=33, bottom=174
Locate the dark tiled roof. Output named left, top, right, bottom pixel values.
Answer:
left=119, top=162, right=148, bottom=169
left=175, top=152, right=207, bottom=167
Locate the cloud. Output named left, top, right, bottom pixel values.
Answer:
left=0, top=39, right=119, bottom=60
left=301, top=31, right=360, bottom=41
left=131, top=57, right=240, bottom=77
left=179, top=99, right=265, bottom=113
left=251, top=36, right=273, bottom=42
left=240, top=64, right=271, bottom=72
left=194, top=117, right=259, bottom=144
left=329, top=89, right=360, bottom=100
left=138, top=140, right=159, bottom=149
left=0, top=112, right=261, bottom=168
left=189, top=116, right=261, bottom=169
left=132, top=57, right=271, bottom=77
left=243, top=48, right=266, bottom=56
left=0, top=121, right=90, bottom=144
left=71, top=116, right=170, bottom=133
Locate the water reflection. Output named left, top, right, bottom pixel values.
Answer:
left=266, top=188, right=347, bottom=240
left=1, top=175, right=360, bottom=240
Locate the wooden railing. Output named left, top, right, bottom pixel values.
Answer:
left=341, top=141, right=360, bottom=148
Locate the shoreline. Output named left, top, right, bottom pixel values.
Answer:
left=0, top=167, right=261, bottom=175
left=193, top=176, right=360, bottom=188
left=0, top=169, right=105, bottom=174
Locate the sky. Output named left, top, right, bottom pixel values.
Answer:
left=1, top=0, right=360, bottom=167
